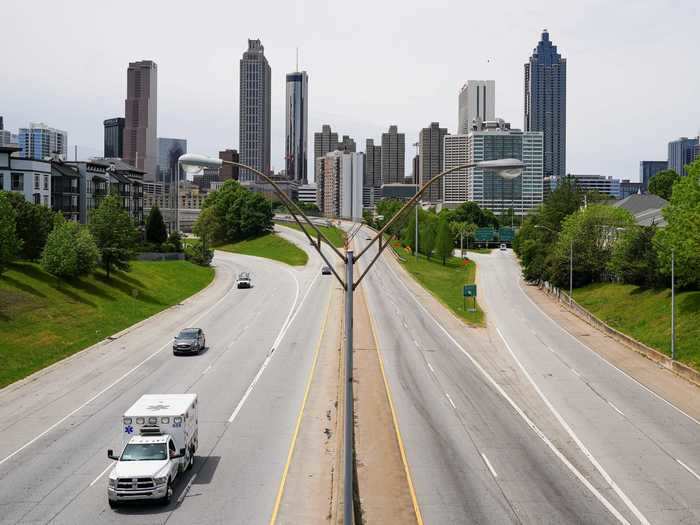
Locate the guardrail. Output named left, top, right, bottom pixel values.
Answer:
left=538, top=282, right=700, bottom=387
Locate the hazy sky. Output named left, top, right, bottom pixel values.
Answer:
left=2, top=0, right=698, bottom=182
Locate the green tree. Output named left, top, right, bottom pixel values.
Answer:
left=167, top=230, right=183, bottom=252
left=75, top=227, right=100, bottom=275
left=419, top=219, right=436, bottom=259
left=608, top=225, right=660, bottom=287
left=648, top=169, right=680, bottom=201
left=450, top=221, right=477, bottom=258
left=90, top=194, right=137, bottom=278
left=374, top=198, right=405, bottom=236
left=402, top=208, right=418, bottom=253
left=41, top=221, right=99, bottom=280
left=0, top=192, right=21, bottom=273
left=435, top=216, right=453, bottom=265
left=447, top=201, right=498, bottom=228
left=185, top=239, right=213, bottom=266
left=5, top=192, right=56, bottom=260
left=654, top=160, right=700, bottom=287
left=145, top=206, right=168, bottom=245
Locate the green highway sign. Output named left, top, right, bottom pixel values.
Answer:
left=463, top=284, right=477, bottom=297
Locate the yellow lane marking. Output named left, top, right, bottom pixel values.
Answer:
left=363, top=286, right=424, bottom=525
left=268, top=293, right=334, bottom=525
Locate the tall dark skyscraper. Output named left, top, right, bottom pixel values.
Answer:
left=239, top=39, right=271, bottom=182
left=314, top=124, right=339, bottom=183
left=364, top=138, right=382, bottom=188
left=219, top=149, right=240, bottom=181
left=381, top=125, right=405, bottom=184
left=418, top=122, right=447, bottom=202
left=285, top=70, right=308, bottom=184
left=124, top=60, right=157, bottom=180
left=524, top=29, right=566, bottom=179
left=104, top=118, right=125, bottom=158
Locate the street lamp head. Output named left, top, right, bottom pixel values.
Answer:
left=178, top=153, right=223, bottom=175
left=475, top=158, right=524, bottom=179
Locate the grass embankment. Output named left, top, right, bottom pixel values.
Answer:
left=392, top=242, right=484, bottom=326
left=275, top=221, right=346, bottom=248
left=573, top=283, right=700, bottom=370
left=0, top=261, right=214, bottom=388
left=218, top=233, right=308, bottom=266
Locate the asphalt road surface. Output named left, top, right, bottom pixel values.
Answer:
left=0, top=227, right=333, bottom=525
left=352, top=226, right=699, bottom=525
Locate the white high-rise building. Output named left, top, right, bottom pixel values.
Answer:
left=458, top=80, right=495, bottom=134
left=443, top=134, right=469, bottom=203
left=316, top=151, right=364, bottom=220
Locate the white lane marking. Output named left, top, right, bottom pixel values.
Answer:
left=608, top=401, right=625, bottom=417
left=228, top=271, right=321, bottom=424
left=427, top=362, right=435, bottom=374
left=0, top=273, right=237, bottom=468
left=516, top=278, right=700, bottom=427
left=571, top=368, right=581, bottom=378
left=270, top=267, right=302, bottom=351
left=445, top=393, right=456, bottom=409
left=676, top=459, right=700, bottom=482
left=380, top=260, right=632, bottom=525
left=202, top=364, right=213, bottom=375
left=495, top=328, right=648, bottom=525
left=177, top=472, right=198, bottom=504
left=481, top=453, right=498, bottom=479
left=89, top=462, right=115, bottom=487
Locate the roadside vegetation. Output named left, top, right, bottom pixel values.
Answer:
left=0, top=260, right=213, bottom=388
left=274, top=220, right=346, bottom=248
left=514, top=159, right=700, bottom=366
left=218, top=233, right=308, bottom=266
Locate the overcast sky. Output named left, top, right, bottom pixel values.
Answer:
left=2, top=0, right=698, bottom=182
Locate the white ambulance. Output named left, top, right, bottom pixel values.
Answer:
left=107, top=394, right=198, bottom=507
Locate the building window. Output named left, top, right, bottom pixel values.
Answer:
left=11, top=173, right=24, bottom=191
left=34, top=174, right=40, bottom=189
left=0, top=173, right=3, bottom=189
left=34, top=193, right=41, bottom=205
left=44, top=174, right=49, bottom=190
left=43, top=195, right=48, bottom=206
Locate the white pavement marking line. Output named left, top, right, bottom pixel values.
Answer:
left=676, top=459, right=700, bottom=482
left=89, top=462, right=115, bottom=487
left=380, top=260, right=633, bottom=525
left=571, top=368, right=581, bottom=378
left=495, top=327, right=649, bottom=525
left=608, top=401, right=625, bottom=417
left=481, top=453, right=498, bottom=479
left=0, top=272, right=237, bottom=468
left=445, top=393, right=456, bottom=409
left=228, top=271, right=321, bottom=424
left=516, top=276, right=700, bottom=427
left=177, top=472, right=198, bottom=504
left=427, top=362, right=435, bottom=374
left=202, top=364, right=213, bottom=375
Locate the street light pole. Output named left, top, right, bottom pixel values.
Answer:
left=671, top=248, right=676, bottom=361
left=569, top=239, right=573, bottom=305
left=179, top=153, right=524, bottom=524
left=415, top=204, right=419, bottom=260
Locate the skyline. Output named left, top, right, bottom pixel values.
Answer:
left=1, top=1, right=699, bottom=182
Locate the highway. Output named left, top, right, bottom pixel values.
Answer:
left=352, top=225, right=700, bottom=525
left=0, top=226, right=333, bottom=525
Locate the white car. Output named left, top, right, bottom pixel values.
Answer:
left=235, top=272, right=252, bottom=289
left=500, top=243, right=507, bottom=251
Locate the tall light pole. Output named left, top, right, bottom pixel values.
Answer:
left=671, top=248, right=676, bottom=361
left=179, top=153, right=523, bottom=524
left=535, top=224, right=573, bottom=304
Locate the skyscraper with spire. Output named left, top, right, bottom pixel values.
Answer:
left=285, top=50, right=308, bottom=184
left=524, top=29, right=566, bottom=179
left=240, top=39, right=271, bottom=181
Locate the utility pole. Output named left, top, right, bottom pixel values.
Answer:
left=343, top=250, right=354, bottom=524
left=569, top=239, right=573, bottom=305
left=413, top=141, right=419, bottom=260
left=671, top=249, right=676, bottom=360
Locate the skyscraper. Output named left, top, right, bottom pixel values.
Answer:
left=443, top=134, right=469, bottom=203
left=240, top=39, right=271, bottom=181
left=219, top=149, right=240, bottom=181
left=315, top=150, right=364, bottom=220
left=157, top=138, right=187, bottom=183
left=667, top=137, right=699, bottom=176
left=337, top=135, right=356, bottom=153
left=285, top=70, right=308, bottom=183
left=418, top=122, right=448, bottom=202
left=18, top=122, right=67, bottom=160
left=639, top=160, right=667, bottom=191
left=314, top=124, right=339, bottom=182
left=524, top=29, right=566, bottom=179
left=104, top=118, right=125, bottom=158
left=381, top=125, right=405, bottom=184
left=458, top=80, right=495, bottom=134
left=364, top=138, right=382, bottom=187
left=124, top=60, right=157, bottom=180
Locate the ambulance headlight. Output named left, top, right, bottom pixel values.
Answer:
left=123, top=417, right=132, bottom=425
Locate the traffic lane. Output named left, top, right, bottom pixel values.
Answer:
left=166, top=262, right=332, bottom=524
left=474, top=251, right=700, bottom=523
left=0, top=253, right=300, bottom=524
left=0, top=252, right=240, bottom=455
left=359, top=249, right=621, bottom=524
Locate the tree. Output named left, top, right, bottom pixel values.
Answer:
left=185, top=239, right=213, bottom=266
left=41, top=221, right=99, bottom=280
left=90, top=194, right=137, bottom=278
left=402, top=208, right=417, bottom=253
left=648, top=169, right=680, bottom=201
left=0, top=192, right=21, bottom=273
left=608, top=225, right=660, bottom=287
left=167, top=230, right=183, bottom=252
left=653, top=160, right=700, bottom=287
left=375, top=198, right=405, bottom=236
left=435, top=216, right=453, bottom=264
left=75, top=227, right=100, bottom=275
left=447, top=201, right=497, bottom=228
left=419, top=220, right=436, bottom=259
left=5, top=192, right=56, bottom=260
left=145, top=206, right=168, bottom=245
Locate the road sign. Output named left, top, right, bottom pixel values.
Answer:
left=475, top=228, right=494, bottom=242
left=463, top=284, right=477, bottom=297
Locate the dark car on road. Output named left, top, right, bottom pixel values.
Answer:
left=321, top=266, right=332, bottom=275
left=173, top=328, right=206, bottom=355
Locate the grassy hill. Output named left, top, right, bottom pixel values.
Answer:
left=217, top=233, right=308, bottom=266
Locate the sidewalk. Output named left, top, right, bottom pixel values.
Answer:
left=522, top=283, right=700, bottom=422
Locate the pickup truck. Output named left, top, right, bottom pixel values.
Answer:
left=107, top=394, right=198, bottom=507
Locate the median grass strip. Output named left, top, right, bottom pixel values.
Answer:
left=573, top=283, right=700, bottom=370
left=392, top=242, right=484, bottom=326
left=0, top=260, right=214, bottom=388
left=217, top=233, right=308, bottom=266
left=275, top=221, right=346, bottom=248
